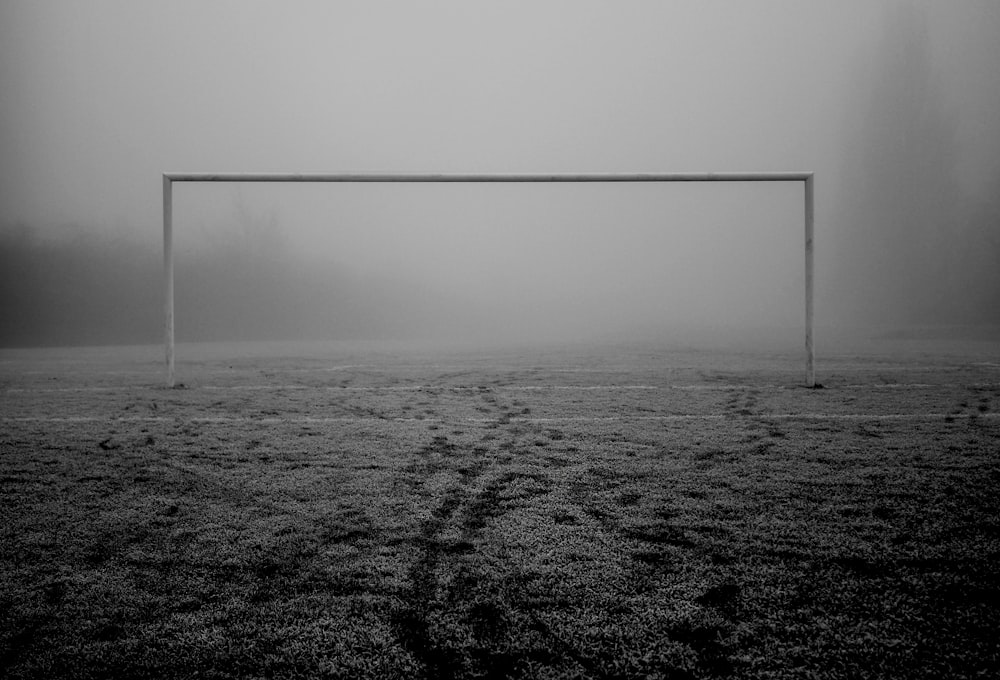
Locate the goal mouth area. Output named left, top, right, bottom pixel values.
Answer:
left=162, top=171, right=815, bottom=387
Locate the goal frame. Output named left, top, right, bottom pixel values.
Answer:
left=162, top=172, right=815, bottom=387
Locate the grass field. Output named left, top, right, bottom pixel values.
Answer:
left=2, top=338, right=999, bottom=679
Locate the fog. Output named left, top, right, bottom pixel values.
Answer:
left=2, top=1, right=998, bottom=349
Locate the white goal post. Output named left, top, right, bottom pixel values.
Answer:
left=162, top=172, right=815, bottom=387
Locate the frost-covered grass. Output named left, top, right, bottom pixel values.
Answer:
left=1, top=343, right=998, bottom=678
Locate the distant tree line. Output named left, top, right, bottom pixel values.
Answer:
left=0, top=225, right=477, bottom=348
left=831, top=4, right=1000, bottom=327
left=0, top=226, right=161, bottom=347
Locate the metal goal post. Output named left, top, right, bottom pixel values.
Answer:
left=162, top=172, right=815, bottom=387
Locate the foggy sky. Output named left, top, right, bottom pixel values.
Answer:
left=2, top=1, right=999, bottom=347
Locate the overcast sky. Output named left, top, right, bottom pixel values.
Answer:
left=2, top=1, right=998, bottom=346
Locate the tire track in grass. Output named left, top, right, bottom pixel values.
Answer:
left=394, top=445, right=557, bottom=675
left=557, top=434, right=749, bottom=676
left=466, top=390, right=612, bottom=676
left=392, top=490, right=469, bottom=678
left=391, top=431, right=489, bottom=679
left=467, top=404, right=692, bottom=678
left=390, top=389, right=611, bottom=679
left=459, top=468, right=612, bottom=678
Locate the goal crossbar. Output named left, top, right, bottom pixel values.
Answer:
left=162, top=171, right=815, bottom=387
left=165, top=172, right=813, bottom=183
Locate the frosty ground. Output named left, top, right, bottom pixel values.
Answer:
left=1, top=339, right=998, bottom=679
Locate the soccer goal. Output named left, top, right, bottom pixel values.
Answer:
left=162, top=172, right=815, bottom=387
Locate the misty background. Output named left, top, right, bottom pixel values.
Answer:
left=2, top=1, right=998, bottom=349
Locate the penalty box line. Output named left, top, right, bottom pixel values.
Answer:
left=4, top=413, right=998, bottom=424
left=1, top=385, right=663, bottom=393
left=6, top=383, right=999, bottom=394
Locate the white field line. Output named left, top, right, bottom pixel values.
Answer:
left=200, top=385, right=664, bottom=391
left=3, top=387, right=142, bottom=393
left=3, top=370, right=156, bottom=377
left=823, top=365, right=977, bottom=371
left=284, top=365, right=371, bottom=372
left=5, top=383, right=998, bottom=394
left=356, top=363, right=996, bottom=372
left=3, top=413, right=997, bottom=424
left=1, top=365, right=366, bottom=377
left=836, top=383, right=999, bottom=389
left=1, top=384, right=665, bottom=393
left=3, top=363, right=993, bottom=378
